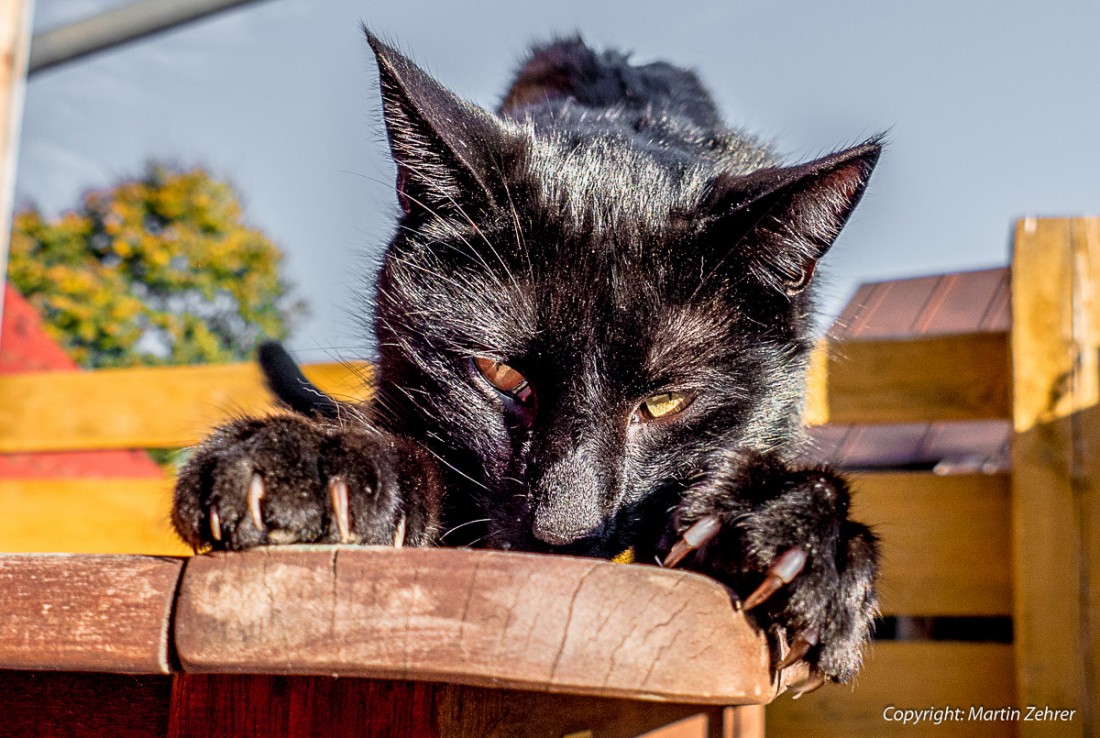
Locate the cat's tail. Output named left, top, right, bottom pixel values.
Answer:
left=499, top=36, right=722, bottom=130
left=257, top=341, right=342, bottom=419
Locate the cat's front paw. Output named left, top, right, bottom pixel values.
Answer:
left=667, top=451, right=879, bottom=692
left=172, top=414, right=441, bottom=551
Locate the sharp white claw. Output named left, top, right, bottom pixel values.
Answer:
left=393, top=515, right=407, bottom=548
left=329, top=478, right=350, bottom=543
left=771, top=547, right=808, bottom=584
left=209, top=507, right=222, bottom=541
left=791, top=672, right=827, bottom=699
left=744, top=547, right=808, bottom=611
left=662, top=514, right=722, bottom=568
left=247, top=473, right=265, bottom=530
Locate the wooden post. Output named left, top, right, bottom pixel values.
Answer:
left=1011, top=217, right=1100, bottom=735
left=0, top=0, right=31, bottom=339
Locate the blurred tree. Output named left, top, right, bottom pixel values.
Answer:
left=7, top=164, right=305, bottom=368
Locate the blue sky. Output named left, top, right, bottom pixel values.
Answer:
left=16, top=1, right=1100, bottom=362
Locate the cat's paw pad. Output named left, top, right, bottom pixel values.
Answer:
left=172, top=415, right=406, bottom=551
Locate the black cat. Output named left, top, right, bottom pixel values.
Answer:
left=173, top=32, right=880, bottom=691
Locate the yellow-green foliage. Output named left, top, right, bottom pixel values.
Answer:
left=8, top=165, right=303, bottom=368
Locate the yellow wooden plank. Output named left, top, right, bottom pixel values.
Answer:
left=0, top=478, right=190, bottom=555
left=767, top=642, right=1016, bottom=738
left=0, top=360, right=370, bottom=452
left=1011, top=217, right=1099, bottom=736
left=853, top=472, right=1011, bottom=617
left=805, top=332, right=1011, bottom=426
left=0, top=333, right=1008, bottom=452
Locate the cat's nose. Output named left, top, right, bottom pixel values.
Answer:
left=530, top=442, right=610, bottom=546
left=532, top=499, right=605, bottom=546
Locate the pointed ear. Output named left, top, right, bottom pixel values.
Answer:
left=703, top=140, right=881, bottom=295
left=366, top=31, right=516, bottom=215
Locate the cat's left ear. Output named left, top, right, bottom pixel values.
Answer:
left=703, top=140, right=881, bottom=296
left=366, top=31, right=518, bottom=216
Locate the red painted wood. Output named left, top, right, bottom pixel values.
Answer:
left=167, top=675, right=440, bottom=738
left=1, top=670, right=171, bottom=737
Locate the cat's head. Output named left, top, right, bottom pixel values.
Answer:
left=366, top=34, right=879, bottom=553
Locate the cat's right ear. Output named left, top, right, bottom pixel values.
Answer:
left=699, top=140, right=881, bottom=296
left=366, top=31, right=517, bottom=216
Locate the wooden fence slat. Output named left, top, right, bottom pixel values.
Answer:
left=766, top=642, right=1016, bottom=738
left=0, top=478, right=189, bottom=555
left=0, top=360, right=370, bottom=452
left=173, top=547, right=790, bottom=705
left=0, top=332, right=1011, bottom=453
left=805, top=332, right=1011, bottom=426
left=1011, top=217, right=1099, bottom=736
left=0, top=554, right=183, bottom=674
left=1067, top=219, right=1100, bottom=737
left=853, top=472, right=1012, bottom=617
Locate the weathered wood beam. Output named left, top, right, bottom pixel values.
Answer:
left=0, top=554, right=182, bottom=673
left=174, top=547, right=790, bottom=705
left=1010, top=217, right=1100, bottom=736
left=805, top=332, right=1011, bottom=426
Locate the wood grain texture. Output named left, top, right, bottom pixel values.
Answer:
left=0, top=554, right=182, bottom=673
left=766, top=642, right=1016, bottom=738
left=174, top=547, right=782, bottom=705
left=852, top=472, right=1012, bottom=616
left=1011, top=217, right=1099, bottom=736
left=0, top=478, right=190, bottom=555
left=0, top=360, right=370, bottom=452
left=1, top=670, right=171, bottom=738
left=804, top=332, right=1011, bottom=426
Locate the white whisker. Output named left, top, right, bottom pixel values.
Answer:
left=440, top=517, right=492, bottom=540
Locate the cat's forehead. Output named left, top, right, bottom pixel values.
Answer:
left=523, top=130, right=706, bottom=239
left=524, top=269, right=743, bottom=370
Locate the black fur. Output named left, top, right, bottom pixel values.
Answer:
left=173, top=32, right=881, bottom=683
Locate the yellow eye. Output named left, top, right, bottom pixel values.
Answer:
left=474, top=357, right=533, bottom=403
left=636, top=392, right=692, bottom=421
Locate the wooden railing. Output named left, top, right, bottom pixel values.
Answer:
left=2, top=548, right=791, bottom=737
left=1, top=217, right=1097, bottom=737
